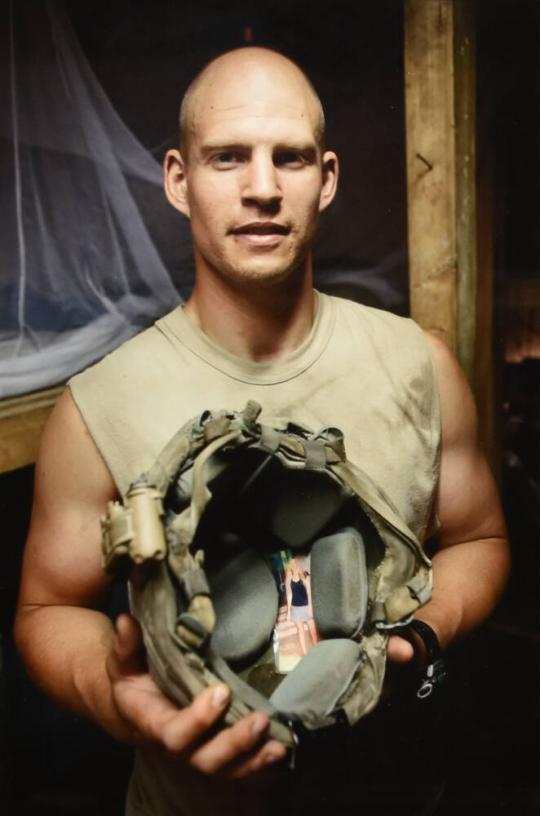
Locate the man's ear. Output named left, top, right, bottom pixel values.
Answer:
left=318, top=151, right=339, bottom=213
left=164, top=149, right=190, bottom=218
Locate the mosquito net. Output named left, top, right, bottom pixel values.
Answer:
left=0, top=0, right=192, bottom=399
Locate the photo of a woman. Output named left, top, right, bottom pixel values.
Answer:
left=268, top=551, right=320, bottom=672
left=285, top=556, right=319, bottom=656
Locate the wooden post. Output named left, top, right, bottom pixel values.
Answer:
left=404, top=0, right=477, bottom=382
left=0, top=386, right=63, bottom=474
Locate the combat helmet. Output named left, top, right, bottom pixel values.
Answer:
left=101, top=401, right=434, bottom=752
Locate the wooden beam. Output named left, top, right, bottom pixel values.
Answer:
left=404, top=0, right=477, bottom=381
left=0, top=386, right=63, bottom=475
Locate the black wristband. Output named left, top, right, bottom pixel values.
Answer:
left=406, top=619, right=446, bottom=699
left=408, top=619, right=441, bottom=664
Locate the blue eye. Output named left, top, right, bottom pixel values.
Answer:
left=212, top=152, right=243, bottom=168
left=274, top=151, right=305, bottom=168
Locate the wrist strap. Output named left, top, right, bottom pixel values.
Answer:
left=407, top=619, right=447, bottom=700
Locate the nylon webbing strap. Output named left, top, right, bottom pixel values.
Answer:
left=180, top=566, right=210, bottom=600
left=259, top=426, right=281, bottom=453
left=304, top=439, right=327, bottom=469
left=168, top=429, right=242, bottom=551
left=145, top=427, right=194, bottom=495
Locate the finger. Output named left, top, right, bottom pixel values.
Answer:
left=185, top=711, right=285, bottom=776
left=225, top=739, right=288, bottom=779
left=386, top=635, right=414, bottom=663
left=106, top=614, right=145, bottom=682
left=115, top=680, right=230, bottom=750
left=155, top=685, right=232, bottom=753
left=115, top=614, right=142, bottom=663
left=187, top=711, right=269, bottom=773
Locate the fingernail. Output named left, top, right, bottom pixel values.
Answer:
left=250, top=715, right=268, bottom=738
left=211, top=685, right=229, bottom=708
left=264, top=747, right=284, bottom=765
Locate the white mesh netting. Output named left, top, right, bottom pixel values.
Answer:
left=1, top=0, right=193, bottom=398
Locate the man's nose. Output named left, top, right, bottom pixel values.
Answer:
left=241, top=154, right=282, bottom=208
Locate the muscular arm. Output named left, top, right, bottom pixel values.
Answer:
left=388, top=334, right=510, bottom=661
left=14, top=389, right=122, bottom=731
left=14, top=389, right=285, bottom=774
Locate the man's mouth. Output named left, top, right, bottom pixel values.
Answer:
left=229, top=221, right=290, bottom=249
left=231, top=222, right=290, bottom=236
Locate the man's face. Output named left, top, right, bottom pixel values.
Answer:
left=165, top=60, right=338, bottom=289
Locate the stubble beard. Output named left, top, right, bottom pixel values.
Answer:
left=217, top=253, right=307, bottom=291
left=208, top=221, right=318, bottom=293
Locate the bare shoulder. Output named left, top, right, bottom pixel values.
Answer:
left=34, top=388, right=118, bottom=526
left=423, top=331, right=477, bottom=448
left=423, top=330, right=468, bottom=380
left=18, top=388, right=117, bottom=608
left=423, top=332, right=507, bottom=548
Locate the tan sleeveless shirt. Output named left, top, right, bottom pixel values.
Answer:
left=69, top=292, right=441, bottom=816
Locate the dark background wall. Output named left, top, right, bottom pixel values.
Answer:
left=66, top=0, right=409, bottom=270
left=1, top=1, right=539, bottom=813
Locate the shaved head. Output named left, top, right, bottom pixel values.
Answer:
left=179, top=47, right=325, bottom=159
left=164, top=44, right=339, bottom=297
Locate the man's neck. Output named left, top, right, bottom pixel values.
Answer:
left=183, top=268, right=316, bottom=362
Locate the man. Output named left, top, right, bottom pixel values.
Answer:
left=15, top=47, right=509, bottom=815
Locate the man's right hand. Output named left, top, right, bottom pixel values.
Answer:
left=108, top=614, right=287, bottom=778
left=15, top=391, right=286, bottom=783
